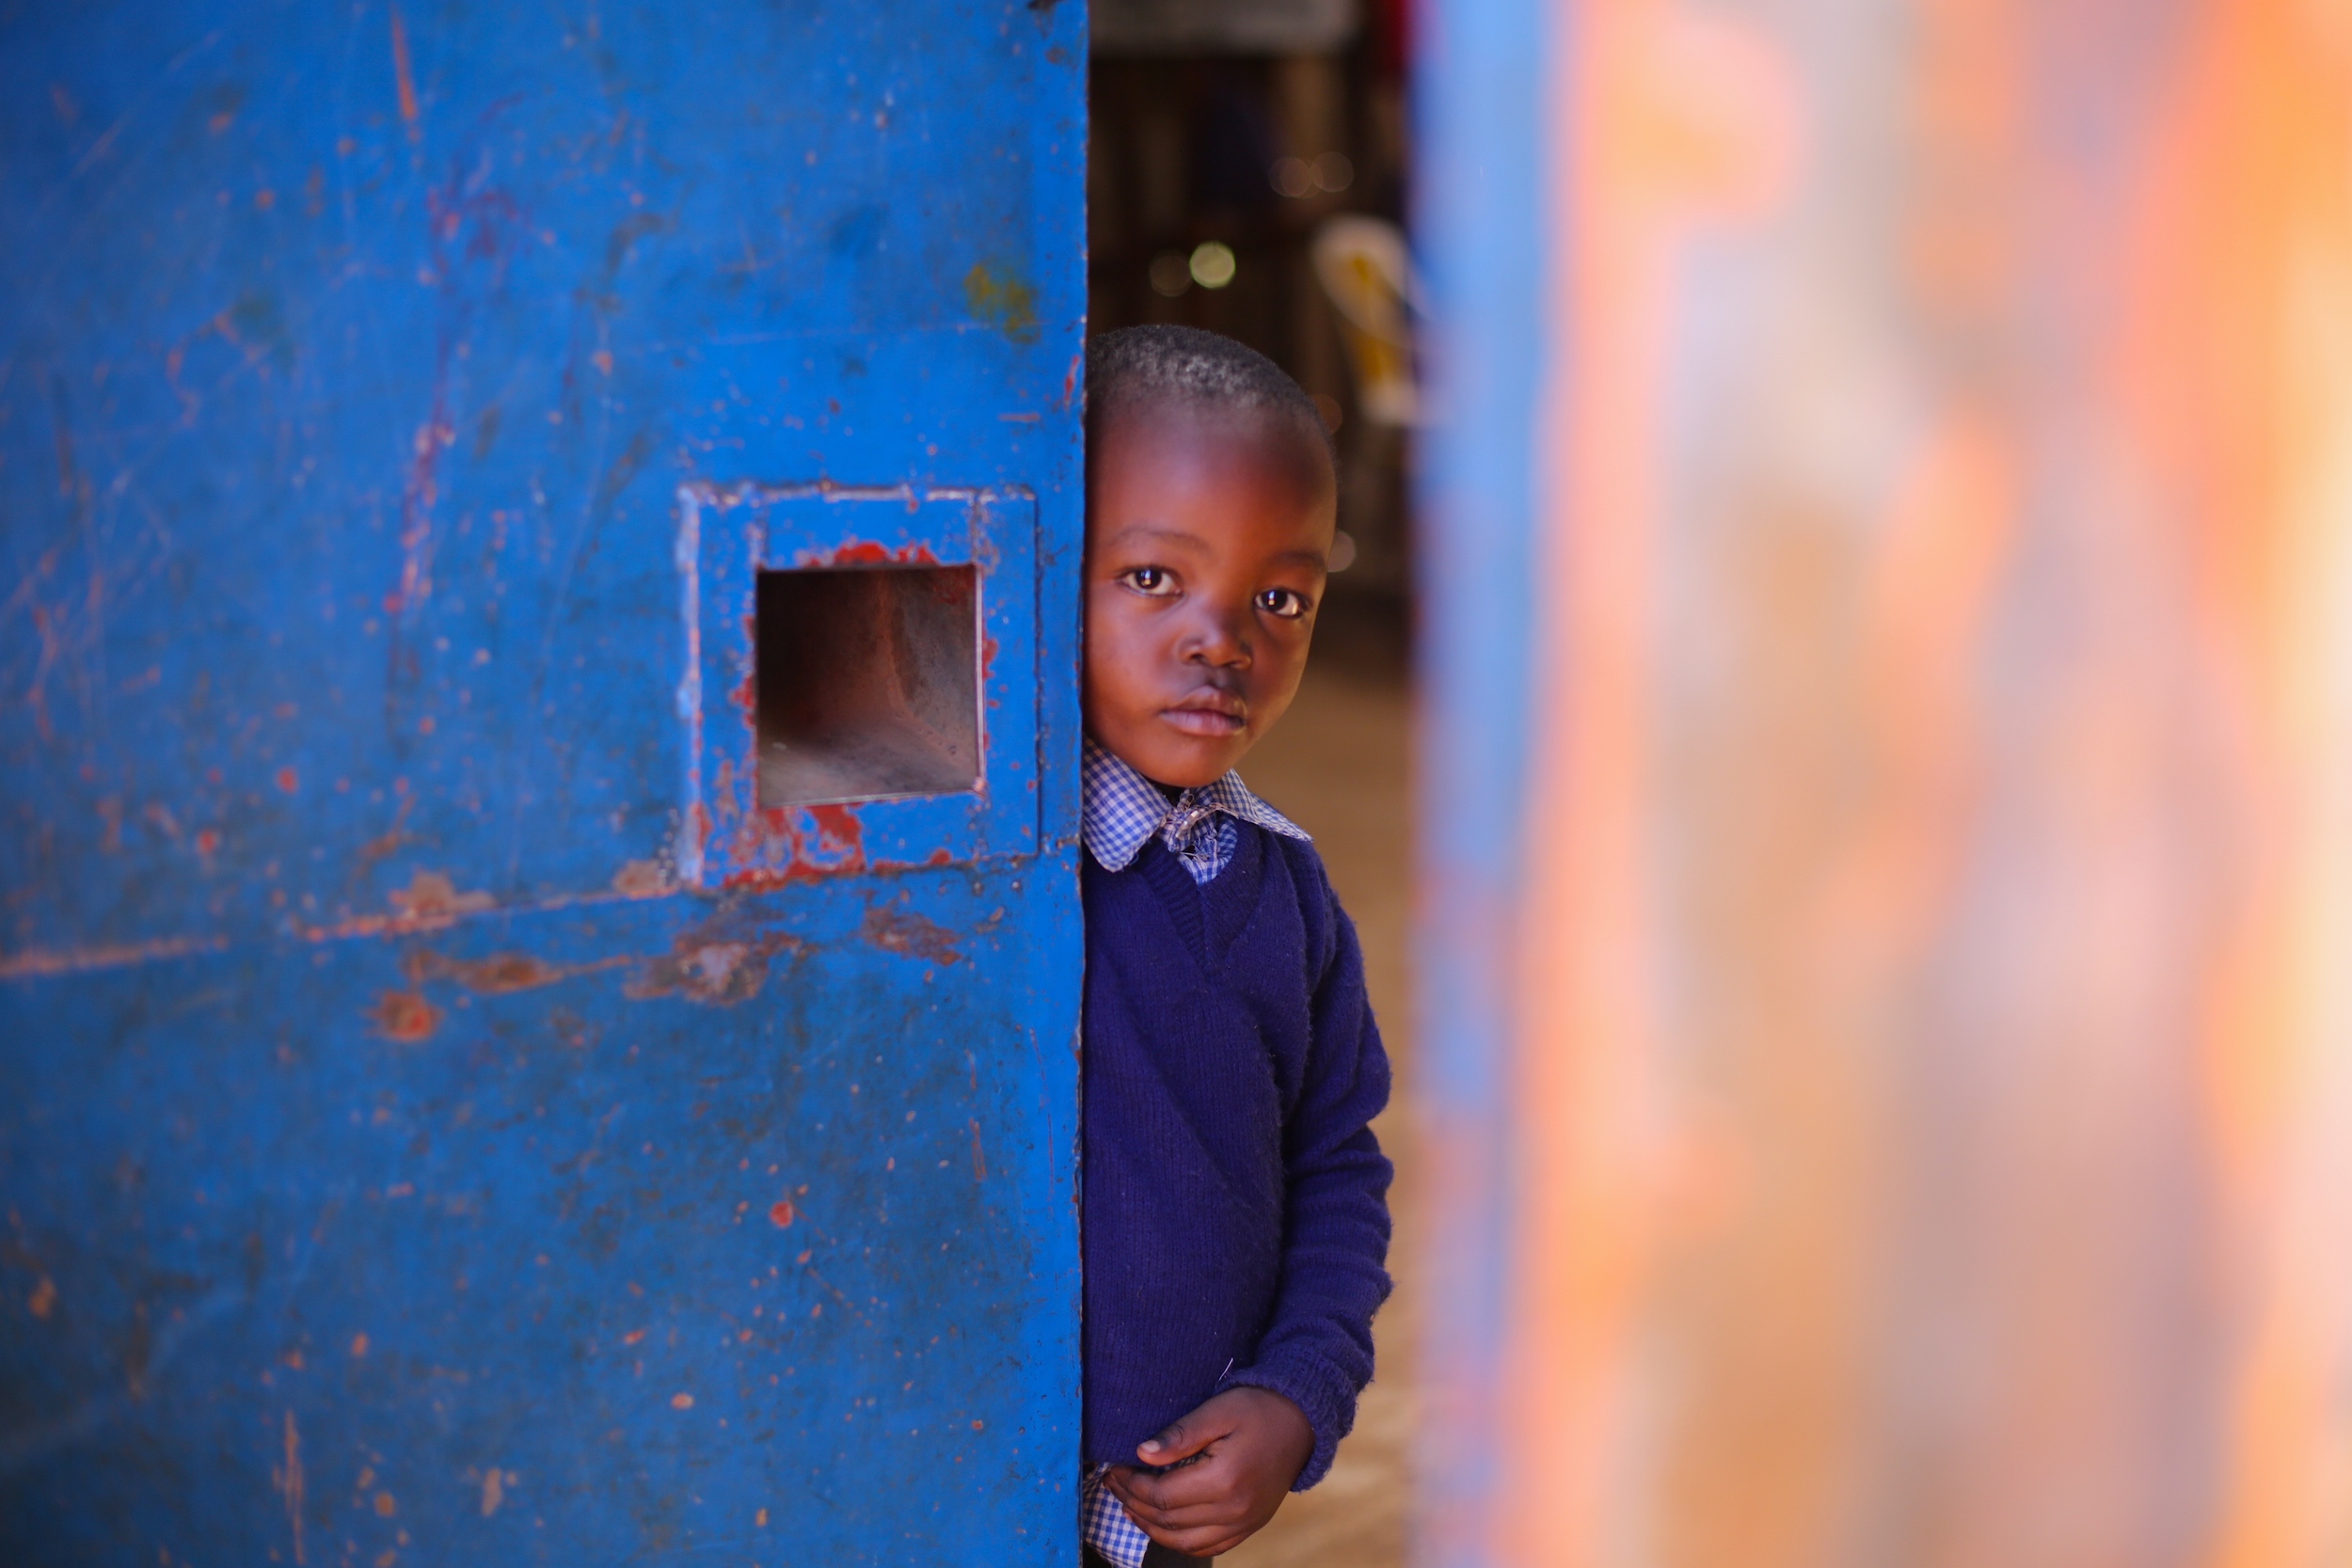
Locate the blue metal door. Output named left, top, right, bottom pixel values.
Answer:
left=0, top=3, right=1085, bottom=1562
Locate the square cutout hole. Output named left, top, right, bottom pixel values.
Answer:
left=755, top=564, right=982, bottom=807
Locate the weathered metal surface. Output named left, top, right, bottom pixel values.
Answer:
left=1417, top=1, right=2352, bottom=1566
left=0, top=2, right=1085, bottom=1562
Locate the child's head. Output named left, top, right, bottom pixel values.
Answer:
left=1083, top=325, right=1339, bottom=788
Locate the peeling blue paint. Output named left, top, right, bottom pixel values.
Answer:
left=0, top=1, right=1087, bottom=1561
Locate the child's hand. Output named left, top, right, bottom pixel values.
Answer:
left=1103, top=1386, right=1315, bottom=1559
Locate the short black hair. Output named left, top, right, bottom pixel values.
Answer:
left=1086, top=325, right=1334, bottom=462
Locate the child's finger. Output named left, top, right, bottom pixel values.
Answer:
left=1136, top=1407, right=1228, bottom=1465
left=1121, top=1494, right=1243, bottom=1539
left=1104, top=1456, right=1241, bottom=1519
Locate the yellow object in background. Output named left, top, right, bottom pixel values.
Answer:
left=1313, top=216, right=1421, bottom=426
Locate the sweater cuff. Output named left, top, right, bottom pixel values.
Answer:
left=1220, top=1351, right=1359, bottom=1491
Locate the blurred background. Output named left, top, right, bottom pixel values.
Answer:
left=1095, top=2, right=2352, bottom=1567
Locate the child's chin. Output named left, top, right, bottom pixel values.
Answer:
left=1134, top=734, right=1248, bottom=788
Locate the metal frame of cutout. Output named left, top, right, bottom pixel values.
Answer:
left=676, top=483, right=1038, bottom=888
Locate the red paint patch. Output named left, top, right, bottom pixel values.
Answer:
left=768, top=1200, right=795, bottom=1227
left=276, top=768, right=299, bottom=794
left=732, top=614, right=759, bottom=719
left=720, top=863, right=832, bottom=891
left=726, top=802, right=866, bottom=885
left=373, top=990, right=442, bottom=1041
left=806, top=539, right=939, bottom=568
left=807, top=804, right=864, bottom=855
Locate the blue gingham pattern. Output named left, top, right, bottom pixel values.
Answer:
left=1081, top=1464, right=1156, bottom=1567
left=1081, top=738, right=1310, bottom=885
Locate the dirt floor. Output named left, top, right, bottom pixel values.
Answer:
left=1218, top=651, right=1418, bottom=1568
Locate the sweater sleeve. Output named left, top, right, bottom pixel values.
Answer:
left=1222, top=850, right=1395, bottom=1490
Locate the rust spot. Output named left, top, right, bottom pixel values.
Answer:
left=387, top=869, right=494, bottom=927
left=768, top=1199, right=795, bottom=1228
left=27, top=1275, right=56, bottom=1319
left=622, top=1328, right=646, bottom=1346
left=480, top=1468, right=504, bottom=1517
left=276, top=767, right=299, bottom=794
left=963, top=261, right=1039, bottom=342
left=195, top=828, right=221, bottom=859
left=389, top=5, right=420, bottom=135
left=354, top=796, right=417, bottom=877
left=372, top=991, right=441, bottom=1040
left=1, top=940, right=231, bottom=987
left=627, top=911, right=804, bottom=1006
left=670, top=1392, right=694, bottom=1410
left=373, top=1490, right=396, bottom=1517
left=969, top=1119, right=988, bottom=1181
left=412, top=951, right=566, bottom=994
left=458, top=954, right=564, bottom=992
left=278, top=1410, right=306, bottom=1565
left=612, top=859, right=669, bottom=897
left=351, top=1333, right=370, bottom=1357
left=862, top=906, right=962, bottom=966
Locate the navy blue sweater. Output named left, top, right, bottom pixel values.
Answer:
left=1082, top=821, right=1394, bottom=1488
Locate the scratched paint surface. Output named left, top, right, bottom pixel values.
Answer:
left=0, top=2, right=1085, bottom=1563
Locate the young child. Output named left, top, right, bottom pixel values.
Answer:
left=1076, top=325, right=1394, bottom=1565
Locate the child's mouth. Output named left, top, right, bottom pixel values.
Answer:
left=1162, top=692, right=1248, bottom=736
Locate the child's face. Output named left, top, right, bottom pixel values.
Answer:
left=1084, top=403, right=1337, bottom=788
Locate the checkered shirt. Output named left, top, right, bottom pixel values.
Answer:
left=1080, top=738, right=1310, bottom=885
left=1081, top=1464, right=1157, bottom=1568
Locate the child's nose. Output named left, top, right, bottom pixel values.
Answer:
left=1184, top=605, right=1253, bottom=667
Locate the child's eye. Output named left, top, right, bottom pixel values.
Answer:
left=1120, top=566, right=1178, bottom=596
left=1258, top=587, right=1311, bottom=620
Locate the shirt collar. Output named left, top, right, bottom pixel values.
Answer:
left=1080, top=737, right=1310, bottom=873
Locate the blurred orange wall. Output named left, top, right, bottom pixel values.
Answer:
left=1469, top=2, right=2352, bottom=1564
